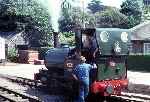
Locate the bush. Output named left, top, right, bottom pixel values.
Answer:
left=127, top=55, right=150, bottom=72
left=59, top=32, right=75, bottom=46
left=7, top=48, right=18, bottom=62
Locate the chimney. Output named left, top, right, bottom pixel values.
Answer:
left=53, top=32, right=59, bottom=48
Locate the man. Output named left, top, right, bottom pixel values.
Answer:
left=72, top=56, right=92, bottom=102
left=82, top=34, right=98, bottom=65
left=89, top=36, right=98, bottom=63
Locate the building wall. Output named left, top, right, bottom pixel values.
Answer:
left=143, top=0, right=150, bottom=5
left=0, top=37, right=5, bottom=60
left=131, top=22, right=150, bottom=55
left=131, top=40, right=144, bottom=54
left=131, top=40, right=150, bottom=55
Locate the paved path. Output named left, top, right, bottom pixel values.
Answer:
left=0, top=63, right=46, bottom=79
left=128, top=71, right=150, bottom=86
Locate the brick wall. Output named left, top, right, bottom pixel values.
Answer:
left=18, top=50, right=39, bottom=64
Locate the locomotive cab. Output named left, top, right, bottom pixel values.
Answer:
left=65, top=28, right=98, bottom=69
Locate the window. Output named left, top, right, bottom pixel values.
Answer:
left=144, top=0, right=150, bottom=5
left=128, top=43, right=133, bottom=53
left=144, top=43, right=150, bottom=54
left=82, top=34, right=90, bottom=48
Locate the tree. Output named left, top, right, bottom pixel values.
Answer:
left=59, top=5, right=78, bottom=32
left=58, top=7, right=75, bottom=32
left=59, top=0, right=81, bottom=32
left=87, top=0, right=105, bottom=14
left=58, top=0, right=94, bottom=45
left=59, top=5, right=95, bottom=32
left=142, top=5, right=150, bottom=21
left=14, top=0, right=53, bottom=46
left=95, top=7, right=128, bottom=28
left=0, top=0, right=17, bottom=31
left=120, top=0, right=142, bottom=28
left=0, top=0, right=53, bottom=47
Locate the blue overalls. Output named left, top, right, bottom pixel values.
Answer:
left=90, top=38, right=98, bottom=64
left=73, top=63, right=92, bottom=102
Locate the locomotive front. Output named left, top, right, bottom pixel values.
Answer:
left=90, top=28, right=131, bottom=96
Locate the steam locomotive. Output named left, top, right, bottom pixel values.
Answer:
left=34, top=27, right=131, bottom=97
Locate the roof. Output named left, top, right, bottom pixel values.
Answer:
left=96, top=28, right=129, bottom=31
left=0, top=31, right=26, bottom=45
left=0, top=36, right=5, bottom=40
left=130, top=21, right=150, bottom=40
left=0, top=32, right=16, bottom=40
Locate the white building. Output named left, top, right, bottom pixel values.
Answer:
left=0, top=37, right=5, bottom=63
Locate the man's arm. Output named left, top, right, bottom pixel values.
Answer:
left=89, top=62, right=97, bottom=69
left=93, top=48, right=98, bottom=58
left=72, top=73, right=78, bottom=80
left=72, top=66, right=79, bottom=80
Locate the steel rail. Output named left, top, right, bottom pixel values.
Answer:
left=0, top=74, right=42, bottom=87
left=0, top=86, right=41, bottom=102
left=111, top=92, right=150, bottom=102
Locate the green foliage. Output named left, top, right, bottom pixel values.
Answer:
left=0, top=0, right=17, bottom=31
left=14, top=0, right=52, bottom=47
left=59, top=5, right=94, bottom=32
left=143, top=6, right=150, bottom=21
left=59, top=0, right=75, bottom=32
left=95, top=8, right=128, bottom=28
left=120, top=0, right=142, bottom=28
left=69, top=7, right=88, bottom=28
left=7, top=48, right=18, bottom=62
left=127, top=55, right=150, bottom=72
left=59, top=6, right=79, bottom=32
left=59, top=3, right=94, bottom=46
left=87, top=0, right=105, bottom=14
left=59, top=0, right=97, bottom=32
left=58, top=0, right=76, bottom=46
left=58, top=13, right=76, bottom=32
left=62, top=32, right=74, bottom=37
left=59, top=32, right=75, bottom=46
left=0, top=0, right=52, bottom=47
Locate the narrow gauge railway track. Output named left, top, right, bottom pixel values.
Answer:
left=87, top=94, right=150, bottom=102
left=0, top=74, right=42, bottom=88
left=0, top=74, right=76, bottom=101
left=111, top=92, right=150, bottom=102
left=0, top=85, right=41, bottom=102
left=1, top=75, right=150, bottom=102
left=0, top=74, right=75, bottom=93
left=87, top=92, right=150, bottom=102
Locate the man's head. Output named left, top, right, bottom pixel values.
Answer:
left=80, top=56, right=86, bottom=63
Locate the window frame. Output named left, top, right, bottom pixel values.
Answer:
left=144, top=43, right=150, bottom=55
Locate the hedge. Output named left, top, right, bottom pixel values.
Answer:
left=127, top=55, right=150, bottom=72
